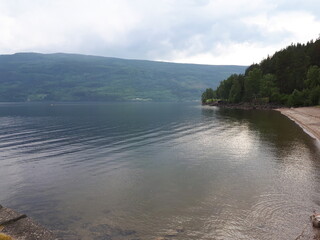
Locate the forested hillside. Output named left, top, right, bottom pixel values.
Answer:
left=202, top=38, right=320, bottom=106
left=0, top=53, right=246, bottom=102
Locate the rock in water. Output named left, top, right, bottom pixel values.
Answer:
left=311, top=214, right=320, bottom=228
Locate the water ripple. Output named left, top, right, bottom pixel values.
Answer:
left=1, top=103, right=319, bottom=240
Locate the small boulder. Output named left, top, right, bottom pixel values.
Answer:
left=164, top=229, right=179, bottom=237
left=311, top=214, right=320, bottom=228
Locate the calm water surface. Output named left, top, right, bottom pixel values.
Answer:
left=0, top=102, right=319, bottom=240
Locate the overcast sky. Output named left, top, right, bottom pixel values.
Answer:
left=0, top=0, right=319, bottom=65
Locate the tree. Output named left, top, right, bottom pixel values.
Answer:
left=287, top=89, right=304, bottom=107
left=205, top=38, right=320, bottom=106
left=309, top=86, right=320, bottom=105
left=216, top=76, right=234, bottom=100
left=259, top=74, right=280, bottom=102
left=228, top=75, right=244, bottom=103
left=201, top=88, right=215, bottom=104
left=244, top=68, right=262, bottom=101
left=305, top=65, right=320, bottom=89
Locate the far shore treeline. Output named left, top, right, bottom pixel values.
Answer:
left=202, top=38, right=320, bottom=107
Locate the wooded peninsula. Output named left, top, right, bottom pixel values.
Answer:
left=202, top=38, right=320, bottom=107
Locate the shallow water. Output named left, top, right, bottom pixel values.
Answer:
left=0, top=102, right=319, bottom=239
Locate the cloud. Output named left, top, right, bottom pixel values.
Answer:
left=242, top=11, right=320, bottom=43
left=0, top=0, right=319, bottom=65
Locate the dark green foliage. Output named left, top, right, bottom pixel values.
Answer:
left=201, top=88, right=216, bottom=103
left=287, top=89, right=305, bottom=107
left=244, top=68, right=262, bottom=101
left=203, top=38, right=320, bottom=107
left=259, top=74, right=280, bottom=102
left=310, top=86, right=320, bottom=105
left=0, top=53, right=246, bottom=102
left=216, top=76, right=234, bottom=100
left=305, top=65, right=320, bottom=89
left=228, top=76, right=242, bottom=103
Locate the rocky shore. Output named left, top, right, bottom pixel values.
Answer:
left=0, top=205, right=58, bottom=240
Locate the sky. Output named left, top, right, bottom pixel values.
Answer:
left=0, top=0, right=320, bottom=65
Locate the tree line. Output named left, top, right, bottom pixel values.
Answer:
left=202, top=38, right=320, bottom=107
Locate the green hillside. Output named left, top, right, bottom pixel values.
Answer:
left=202, top=38, right=320, bottom=106
left=0, top=53, right=246, bottom=102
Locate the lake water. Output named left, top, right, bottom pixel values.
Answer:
left=0, top=102, right=319, bottom=240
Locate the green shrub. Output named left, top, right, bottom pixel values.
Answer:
left=310, top=86, right=320, bottom=105
left=287, top=89, right=305, bottom=107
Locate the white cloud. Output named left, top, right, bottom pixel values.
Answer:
left=242, top=11, right=320, bottom=43
left=168, top=41, right=282, bottom=65
left=0, top=0, right=319, bottom=65
left=0, top=0, right=142, bottom=51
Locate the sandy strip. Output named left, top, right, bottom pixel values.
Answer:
left=276, top=107, right=320, bottom=142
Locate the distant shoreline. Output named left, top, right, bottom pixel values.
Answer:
left=276, top=107, right=320, bottom=142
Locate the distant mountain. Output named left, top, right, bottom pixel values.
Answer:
left=0, top=53, right=246, bottom=102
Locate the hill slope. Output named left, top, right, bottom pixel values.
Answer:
left=0, top=53, right=246, bottom=102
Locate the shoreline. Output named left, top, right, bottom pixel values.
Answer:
left=203, top=102, right=283, bottom=110
left=275, top=107, right=320, bottom=143
left=204, top=103, right=320, bottom=143
left=0, top=205, right=57, bottom=240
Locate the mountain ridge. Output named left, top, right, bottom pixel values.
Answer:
left=0, top=52, right=246, bottom=102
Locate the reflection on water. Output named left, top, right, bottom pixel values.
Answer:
left=0, top=103, right=319, bottom=239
